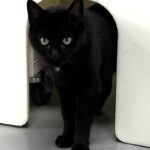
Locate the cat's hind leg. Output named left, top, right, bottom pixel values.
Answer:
left=96, top=76, right=112, bottom=115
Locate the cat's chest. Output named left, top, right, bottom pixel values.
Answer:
left=52, top=65, right=87, bottom=87
left=52, top=66, right=76, bottom=86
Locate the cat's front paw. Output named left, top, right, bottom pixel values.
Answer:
left=72, top=144, right=90, bottom=150
left=55, top=135, right=73, bottom=148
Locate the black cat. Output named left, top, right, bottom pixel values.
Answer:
left=27, top=0, right=117, bottom=150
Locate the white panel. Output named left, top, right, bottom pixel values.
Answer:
left=0, top=0, right=28, bottom=126
left=96, top=0, right=150, bottom=147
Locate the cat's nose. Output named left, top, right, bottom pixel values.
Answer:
left=52, top=49, right=59, bottom=60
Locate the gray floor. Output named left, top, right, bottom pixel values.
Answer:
left=0, top=79, right=149, bottom=150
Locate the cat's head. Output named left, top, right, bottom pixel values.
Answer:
left=27, top=0, right=85, bottom=67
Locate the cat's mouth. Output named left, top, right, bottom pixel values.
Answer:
left=49, top=56, right=69, bottom=68
left=45, top=52, right=73, bottom=69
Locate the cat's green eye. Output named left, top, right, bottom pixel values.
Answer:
left=40, top=37, right=49, bottom=46
left=62, top=37, right=72, bottom=46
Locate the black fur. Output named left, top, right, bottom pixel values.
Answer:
left=27, top=0, right=117, bottom=149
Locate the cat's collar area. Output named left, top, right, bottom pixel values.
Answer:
left=54, top=67, right=60, bottom=73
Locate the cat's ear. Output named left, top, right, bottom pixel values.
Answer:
left=67, top=0, right=83, bottom=17
left=27, top=0, right=44, bottom=25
